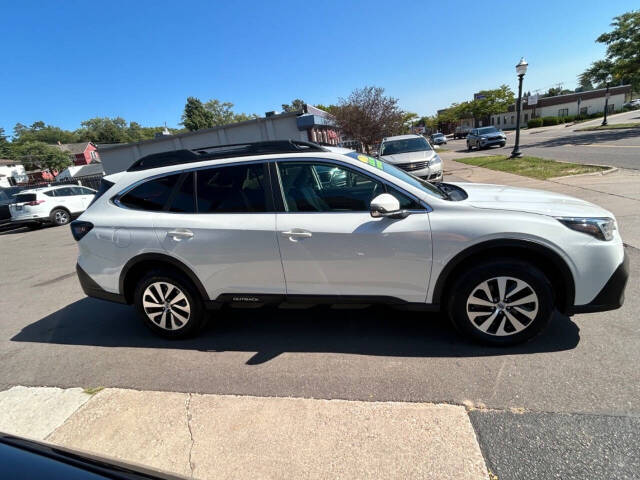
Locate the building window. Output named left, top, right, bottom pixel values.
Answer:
left=90, top=150, right=97, bottom=160
left=558, top=108, right=569, bottom=117
left=497, top=116, right=500, bottom=125
left=504, top=116, right=507, bottom=124
left=511, top=116, right=515, bottom=124
left=491, top=118, right=495, bottom=125
left=524, top=113, right=529, bottom=122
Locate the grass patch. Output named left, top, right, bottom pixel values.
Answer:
left=454, top=155, right=607, bottom=180
left=83, top=386, right=105, bottom=395
left=575, top=122, right=640, bottom=131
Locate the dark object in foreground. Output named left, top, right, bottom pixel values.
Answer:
left=0, top=433, right=186, bottom=480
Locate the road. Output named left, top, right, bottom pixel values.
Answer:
left=1, top=220, right=638, bottom=478
left=444, top=109, right=640, bottom=170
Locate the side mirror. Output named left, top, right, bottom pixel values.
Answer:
left=370, top=193, right=409, bottom=219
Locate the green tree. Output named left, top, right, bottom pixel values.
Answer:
left=204, top=99, right=257, bottom=126
left=281, top=99, right=306, bottom=113
left=401, top=112, right=419, bottom=133
left=12, top=141, right=72, bottom=173
left=76, top=117, right=131, bottom=143
left=181, top=97, right=215, bottom=131
left=468, top=85, right=515, bottom=118
left=12, top=121, right=79, bottom=144
left=314, top=104, right=339, bottom=115
left=0, top=127, right=12, bottom=158
left=580, top=11, right=640, bottom=90
left=332, top=86, right=404, bottom=154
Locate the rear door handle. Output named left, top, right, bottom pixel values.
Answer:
left=281, top=229, right=312, bottom=241
left=168, top=229, right=194, bottom=241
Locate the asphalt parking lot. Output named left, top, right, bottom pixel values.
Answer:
left=1, top=224, right=638, bottom=478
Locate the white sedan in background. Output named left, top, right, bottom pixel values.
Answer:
left=10, top=185, right=96, bottom=228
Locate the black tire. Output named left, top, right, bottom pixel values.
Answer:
left=446, top=259, right=554, bottom=346
left=467, top=141, right=472, bottom=151
left=50, top=208, right=70, bottom=226
left=134, top=269, right=205, bottom=339
left=500, top=142, right=506, bottom=147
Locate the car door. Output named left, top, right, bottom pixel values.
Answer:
left=52, top=187, right=82, bottom=212
left=274, top=159, right=432, bottom=303
left=151, top=163, right=286, bottom=301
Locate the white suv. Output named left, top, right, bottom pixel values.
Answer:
left=379, top=134, right=443, bottom=181
left=72, top=141, right=628, bottom=345
left=10, top=185, right=96, bottom=227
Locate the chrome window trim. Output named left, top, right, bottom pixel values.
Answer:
left=112, top=156, right=433, bottom=214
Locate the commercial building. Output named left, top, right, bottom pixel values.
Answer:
left=99, top=106, right=340, bottom=174
left=490, top=85, right=631, bottom=129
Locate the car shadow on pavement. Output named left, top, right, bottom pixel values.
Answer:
left=526, top=127, right=640, bottom=149
left=12, top=298, right=580, bottom=365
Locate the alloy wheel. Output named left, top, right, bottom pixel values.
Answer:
left=142, top=281, right=191, bottom=331
left=465, top=276, right=539, bottom=336
left=55, top=210, right=69, bottom=224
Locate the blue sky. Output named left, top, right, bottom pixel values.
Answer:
left=0, top=0, right=636, bottom=134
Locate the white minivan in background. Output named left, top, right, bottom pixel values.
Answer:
left=10, top=185, right=96, bottom=228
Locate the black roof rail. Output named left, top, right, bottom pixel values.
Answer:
left=127, top=140, right=328, bottom=172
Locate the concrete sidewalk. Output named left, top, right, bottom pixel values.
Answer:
left=441, top=154, right=640, bottom=249
left=0, top=386, right=489, bottom=480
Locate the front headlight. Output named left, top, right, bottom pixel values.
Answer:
left=556, top=217, right=616, bottom=241
left=428, top=155, right=442, bottom=167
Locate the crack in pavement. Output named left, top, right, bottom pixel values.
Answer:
left=185, top=393, right=195, bottom=478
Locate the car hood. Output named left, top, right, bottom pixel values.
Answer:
left=455, top=183, right=613, bottom=218
left=379, top=150, right=437, bottom=164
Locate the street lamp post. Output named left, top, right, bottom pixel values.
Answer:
left=602, top=74, right=613, bottom=126
left=510, top=57, right=528, bottom=158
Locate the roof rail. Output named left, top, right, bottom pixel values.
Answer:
left=127, top=140, right=328, bottom=172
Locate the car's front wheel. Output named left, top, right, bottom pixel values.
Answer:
left=447, top=260, right=554, bottom=346
left=134, top=269, right=205, bottom=338
left=467, top=141, right=472, bottom=151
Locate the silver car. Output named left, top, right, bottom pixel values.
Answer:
left=466, top=126, right=506, bottom=150
left=378, top=134, right=443, bottom=181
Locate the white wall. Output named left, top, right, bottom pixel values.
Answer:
left=490, top=92, right=627, bottom=129
left=0, top=164, right=27, bottom=187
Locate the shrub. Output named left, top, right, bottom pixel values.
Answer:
left=527, top=118, right=543, bottom=128
left=542, top=116, right=559, bottom=126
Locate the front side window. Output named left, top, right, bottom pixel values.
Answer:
left=118, top=173, right=182, bottom=211
left=55, top=187, right=75, bottom=197
left=195, top=163, right=267, bottom=213
left=380, top=137, right=432, bottom=156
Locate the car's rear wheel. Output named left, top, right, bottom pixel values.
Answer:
left=467, top=141, right=472, bottom=151
left=51, top=208, right=70, bottom=226
left=447, top=260, right=554, bottom=346
left=134, top=269, right=205, bottom=338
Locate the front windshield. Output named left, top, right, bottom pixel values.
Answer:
left=345, top=152, right=446, bottom=199
left=478, top=126, right=499, bottom=134
left=380, top=137, right=432, bottom=156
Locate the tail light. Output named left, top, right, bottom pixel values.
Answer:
left=26, top=200, right=45, bottom=206
left=70, top=221, right=94, bottom=241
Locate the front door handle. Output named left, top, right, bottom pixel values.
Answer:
left=168, top=229, right=194, bottom=241
left=281, top=229, right=312, bottom=241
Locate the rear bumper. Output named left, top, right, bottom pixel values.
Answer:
left=76, top=263, right=127, bottom=304
left=568, top=252, right=629, bottom=314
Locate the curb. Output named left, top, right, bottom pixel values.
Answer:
left=549, top=166, right=618, bottom=180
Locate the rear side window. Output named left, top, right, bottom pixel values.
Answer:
left=55, top=187, right=75, bottom=197
left=195, top=163, right=267, bottom=213
left=119, top=173, right=182, bottom=211
left=88, top=178, right=114, bottom=207
left=43, top=190, right=57, bottom=197
left=15, top=193, right=37, bottom=203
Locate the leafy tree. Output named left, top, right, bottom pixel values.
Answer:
left=12, top=141, right=72, bottom=173
left=181, top=97, right=215, bottom=131
left=314, top=104, right=339, bottom=115
left=0, top=127, right=12, bottom=158
left=76, top=117, right=131, bottom=143
left=204, top=99, right=257, bottom=126
left=332, top=86, right=404, bottom=154
left=281, top=99, right=306, bottom=113
left=468, top=85, right=515, bottom=118
left=580, top=11, right=640, bottom=90
left=401, top=112, right=419, bottom=133
left=12, top=121, right=79, bottom=144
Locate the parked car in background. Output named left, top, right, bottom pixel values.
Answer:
left=378, top=134, right=443, bottom=181
left=9, top=185, right=96, bottom=228
left=430, top=133, right=447, bottom=145
left=0, top=187, right=26, bottom=227
left=466, top=126, right=507, bottom=150
left=72, top=140, right=627, bottom=346
left=623, top=99, right=640, bottom=109
left=453, top=126, right=472, bottom=139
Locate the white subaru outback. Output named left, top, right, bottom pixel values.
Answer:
left=71, top=140, right=628, bottom=345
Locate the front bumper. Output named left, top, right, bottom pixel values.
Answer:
left=479, top=138, right=506, bottom=147
left=396, top=164, right=443, bottom=181
left=568, top=252, right=629, bottom=314
left=76, top=263, right=127, bottom=304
